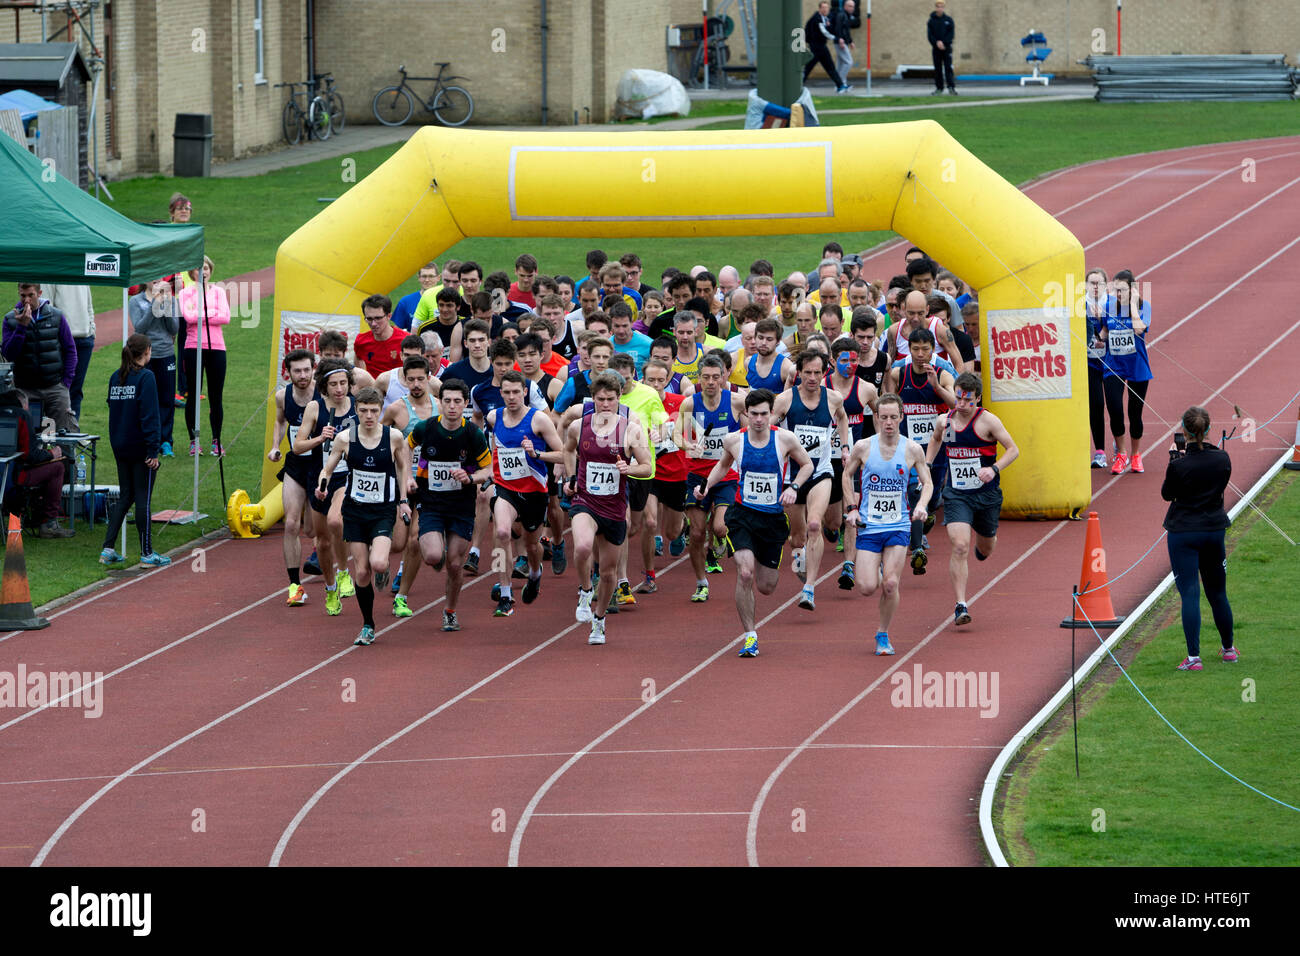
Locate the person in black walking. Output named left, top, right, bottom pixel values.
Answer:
left=803, top=1, right=852, bottom=95
left=99, top=333, right=168, bottom=567
left=1162, top=406, right=1235, bottom=671
left=927, top=0, right=957, bottom=94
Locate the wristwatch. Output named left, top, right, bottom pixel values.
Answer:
left=790, top=481, right=801, bottom=492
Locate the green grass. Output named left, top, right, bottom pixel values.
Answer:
left=23, top=301, right=274, bottom=608
left=999, top=471, right=1300, bottom=866
left=28, top=98, right=1300, bottom=608
left=614, top=93, right=1004, bottom=124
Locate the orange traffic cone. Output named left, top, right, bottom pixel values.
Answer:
left=0, top=513, right=50, bottom=630
left=1285, top=404, right=1300, bottom=472
left=1060, top=511, right=1125, bottom=629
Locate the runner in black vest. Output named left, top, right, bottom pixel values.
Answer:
left=268, top=349, right=319, bottom=607
left=317, top=385, right=412, bottom=646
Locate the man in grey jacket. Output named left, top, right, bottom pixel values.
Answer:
left=128, top=278, right=180, bottom=457
left=2, top=283, right=78, bottom=431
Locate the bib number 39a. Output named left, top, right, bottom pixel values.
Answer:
left=742, top=471, right=779, bottom=507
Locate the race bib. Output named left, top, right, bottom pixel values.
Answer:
left=866, top=489, right=902, bottom=524
left=794, top=423, right=828, bottom=459
left=1108, top=327, right=1136, bottom=356
left=426, top=460, right=462, bottom=493
left=742, top=471, right=779, bottom=507
left=1087, top=338, right=1106, bottom=359
left=323, top=438, right=348, bottom=473
left=350, top=469, right=387, bottom=504
left=656, top=436, right=679, bottom=456
left=699, top=431, right=726, bottom=460
left=907, top=413, right=937, bottom=443
left=497, top=446, right=529, bottom=482
left=585, top=460, right=620, bottom=496
left=287, top=425, right=299, bottom=450
left=830, top=429, right=845, bottom=460
left=948, top=457, right=983, bottom=491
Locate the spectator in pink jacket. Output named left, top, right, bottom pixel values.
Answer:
left=177, top=256, right=231, bottom=456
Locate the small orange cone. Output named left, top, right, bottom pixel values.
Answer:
left=1061, top=511, right=1125, bottom=629
left=0, top=513, right=50, bottom=630
left=1285, top=405, right=1300, bottom=472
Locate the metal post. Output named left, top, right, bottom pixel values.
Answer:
left=865, top=0, right=872, bottom=95
left=702, top=0, right=709, bottom=90
left=1117, top=0, right=1122, bottom=56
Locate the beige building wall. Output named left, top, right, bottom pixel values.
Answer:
left=809, top=0, right=1300, bottom=79
left=0, top=0, right=302, bottom=178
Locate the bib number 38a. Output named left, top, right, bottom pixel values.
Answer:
left=498, top=446, right=528, bottom=482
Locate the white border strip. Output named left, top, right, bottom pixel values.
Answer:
left=978, top=447, right=1295, bottom=867
left=507, top=142, right=835, bottom=222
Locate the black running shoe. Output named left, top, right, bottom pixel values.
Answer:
left=523, top=575, right=541, bottom=604
left=910, top=548, right=928, bottom=575
left=954, top=603, right=972, bottom=626
left=463, top=552, right=480, bottom=575
left=493, top=596, right=515, bottom=617
left=551, top=541, right=567, bottom=575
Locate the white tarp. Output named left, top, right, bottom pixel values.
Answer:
left=613, top=69, right=691, bottom=120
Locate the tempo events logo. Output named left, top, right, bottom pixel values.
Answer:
left=0, top=666, right=103, bottom=718
left=49, top=887, right=151, bottom=936
left=890, top=664, right=1000, bottom=719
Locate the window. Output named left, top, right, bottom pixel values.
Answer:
left=253, top=0, right=265, bottom=84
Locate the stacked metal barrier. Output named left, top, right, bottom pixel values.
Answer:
left=1084, top=55, right=1298, bottom=102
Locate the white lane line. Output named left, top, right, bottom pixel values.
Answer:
left=533, top=811, right=749, bottom=817
left=268, top=553, right=691, bottom=867
left=27, top=554, right=509, bottom=866
left=1149, top=234, right=1300, bottom=347
left=1140, top=173, right=1300, bottom=277
left=1083, top=152, right=1300, bottom=251
left=0, top=574, right=300, bottom=732
left=0, top=742, right=1005, bottom=788
left=744, top=309, right=1300, bottom=867
left=506, top=561, right=844, bottom=868
left=0, top=537, right=231, bottom=644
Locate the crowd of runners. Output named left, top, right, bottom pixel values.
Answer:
left=267, top=243, right=1148, bottom=655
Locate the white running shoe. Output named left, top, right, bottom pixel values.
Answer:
left=588, top=617, right=606, bottom=645
left=575, top=588, right=594, bottom=623
left=793, top=548, right=806, bottom=583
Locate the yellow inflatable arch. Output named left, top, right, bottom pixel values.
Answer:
left=264, top=122, right=1087, bottom=519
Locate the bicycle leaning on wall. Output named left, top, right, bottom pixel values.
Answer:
left=371, top=63, right=474, bottom=128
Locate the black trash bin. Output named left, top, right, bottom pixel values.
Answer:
left=173, top=113, right=213, bottom=177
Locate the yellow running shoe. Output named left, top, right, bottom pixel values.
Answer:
left=337, top=569, right=355, bottom=598
left=616, top=581, right=636, bottom=607
left=287, top=584, right=307, bottom=606
left=393, top=595, right=412, bottom=618
left=325, top=587, right=342, bottom=616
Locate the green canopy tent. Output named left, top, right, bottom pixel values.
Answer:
left=0, top=129, right=209, bottom=551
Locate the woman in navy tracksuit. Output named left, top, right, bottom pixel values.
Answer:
left=100, top=333, right=168, bottom=566
left=1162, top=406, right=1234, bottom=670
left=1084, top=267, right=1110, bottom=468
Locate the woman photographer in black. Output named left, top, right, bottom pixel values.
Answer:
left=1162, top=406, right=1234, bottom=671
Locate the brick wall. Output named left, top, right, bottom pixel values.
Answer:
left=813, top=0, right=1300, bottom=79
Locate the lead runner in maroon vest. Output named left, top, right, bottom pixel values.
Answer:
left=561, top=371, right=653, bottom=645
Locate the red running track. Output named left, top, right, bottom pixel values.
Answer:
left=3, top=136, right=1299, bottom=867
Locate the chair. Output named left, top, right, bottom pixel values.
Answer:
left=1020, top=31, right=1052, bottom=87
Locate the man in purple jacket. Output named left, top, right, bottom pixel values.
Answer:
left=2, top=283, right=79, bottom=431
